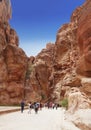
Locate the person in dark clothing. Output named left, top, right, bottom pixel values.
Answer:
left=21, top=100, right=25, bottom=113
left=34, top=102, right=39, bottom=114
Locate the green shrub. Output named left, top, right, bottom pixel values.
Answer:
left=61, top=98, right=68, bottom=109
left=41, top=93, right=46, bottom=100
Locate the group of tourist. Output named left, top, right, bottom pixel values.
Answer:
left=20, top=100, right=59, bottom=114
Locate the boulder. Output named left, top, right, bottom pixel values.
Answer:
left=66, top=87, right=91, bottom=114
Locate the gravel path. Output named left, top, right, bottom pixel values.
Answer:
left=0, top=107, right=80, bottom=130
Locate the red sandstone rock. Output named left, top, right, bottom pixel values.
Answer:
left=0, top=0, right=91, bottom=106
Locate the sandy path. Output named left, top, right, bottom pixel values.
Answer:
left=0, top=108, right=80, bottom=130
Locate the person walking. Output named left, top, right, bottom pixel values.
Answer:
left=20, top=100, right=25, bottom=113
left=34, top=102, right=39, bottom=114
left=28, top=102, right=32, bottom=114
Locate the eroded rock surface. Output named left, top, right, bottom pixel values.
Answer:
left=0, top=0, right=28, bottom=104
left=0, top=0, right=91, bottom=110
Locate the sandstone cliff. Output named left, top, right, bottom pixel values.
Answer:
left=26, top=0, right=91, bottom=104
left=0, top=0, right=28, bottom=105
left=25, top=3, right=82, bottom=102
left=0, top=0, right=91, bottom=109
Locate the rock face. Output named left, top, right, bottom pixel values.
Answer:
left=66, top=87, right=91, bottom=114
left=0, top=0, right=28, bottom=105
left=65, top=109, right=91, bottom=130
left=0, top=0, right=91, bottom=108
left=51, top=0, right=91, bottom=102
left=25, top=43, right=55, bottom=102
left=77, top=0, right=91, bottom=77
left=76, top=0, right=91, bottom=99
left=73, top=109, right=91, bottom=130
left=26, top=0, right=91, bottom=104
left=0, top=0, right=11, bottom=22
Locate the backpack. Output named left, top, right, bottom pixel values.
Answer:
left=35, top=103, right=38, bottom=108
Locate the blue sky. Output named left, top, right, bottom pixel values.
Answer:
left=10, top=0, right=85, bottom=57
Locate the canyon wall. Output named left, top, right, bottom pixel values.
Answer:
left=0, top=0, right=91, bottom=105
left=0, top=0, right=28, bottom=105
left=26, top=0, right=91, bottom=104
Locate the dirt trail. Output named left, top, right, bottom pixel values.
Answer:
left=0, top=107, right=80, bottom=130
